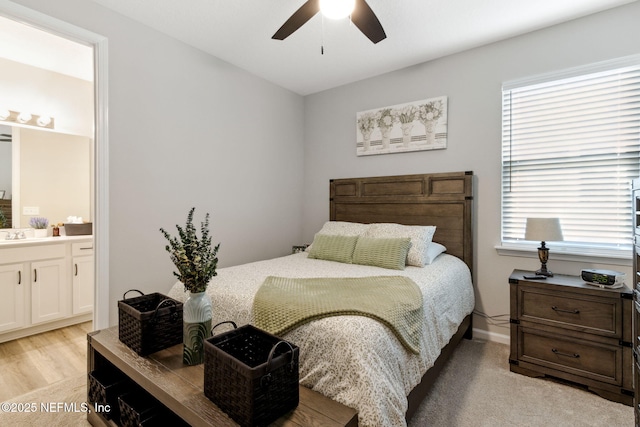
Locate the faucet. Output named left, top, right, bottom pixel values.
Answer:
left=5, top=230, right=27, bottom=240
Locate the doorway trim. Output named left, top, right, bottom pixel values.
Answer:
left=0, top=0, right=109, bottom=329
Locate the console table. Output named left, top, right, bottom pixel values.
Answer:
left=87, top=326, right=358, bottom=426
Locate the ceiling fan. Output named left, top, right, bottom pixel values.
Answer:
left=272, top=0, right=386, bottom=44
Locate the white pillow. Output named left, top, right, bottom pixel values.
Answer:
left=364, top=223, right=436, bottom=267
left=316, top=221, right=369, bottom=236
left=424, top=242, right=446, bottom=265
left=306, top=221, right=370, bottom=252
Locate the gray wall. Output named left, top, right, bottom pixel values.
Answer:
left=13, top=0, right=305, bottom=325
left=302, top=2, right=640, bottom=341
left=11, top=0, right=640, bottom=339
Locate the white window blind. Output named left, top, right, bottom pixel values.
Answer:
left=502, top=58, right=640, bottom=253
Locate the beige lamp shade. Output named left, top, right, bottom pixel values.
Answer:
left=525, top=218, right=563, bottom=242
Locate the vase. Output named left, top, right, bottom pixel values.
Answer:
left=34, top=228, right=48, bottom=238
left=183, top=290, right=212, bottom=365
left=423, top=120, right=437, bottom=144
left=400, top=122, right=414, bottom=147
left=380, top=127, right=392, bottom=149
left=362, top=130, right=372, bottom=151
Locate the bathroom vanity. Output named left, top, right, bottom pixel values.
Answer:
left=0, top=235, right=93, bottom=342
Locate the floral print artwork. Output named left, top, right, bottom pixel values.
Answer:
left=356, top=96, right=447, bottom=156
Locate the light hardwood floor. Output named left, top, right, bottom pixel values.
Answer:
left=0, top=322, right=92, bottom=402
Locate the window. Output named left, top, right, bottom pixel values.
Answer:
left=501, top=56, right=640, bottom=255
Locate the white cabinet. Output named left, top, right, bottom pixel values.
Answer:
left=31, top=258, right=68, bottom=324
left=0, top=263, right=26, bottom=333
left=72, top=242, right=94, bottom=315
left=0, top=237, right=92, bottom=341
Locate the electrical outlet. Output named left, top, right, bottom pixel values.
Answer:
left=23, top=206, right=39, bottom=215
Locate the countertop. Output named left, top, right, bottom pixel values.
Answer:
left=0, top=234, right=93, bottom=248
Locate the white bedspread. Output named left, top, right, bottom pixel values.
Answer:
left=168, top=252, right=475, bottom=427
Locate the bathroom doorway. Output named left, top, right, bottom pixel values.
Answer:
left=0, top=2, right=109, bottom=331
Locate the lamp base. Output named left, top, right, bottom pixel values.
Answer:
left=536, top=244, right=553, bottom=277
left=535, top=266, right=553, bottom=277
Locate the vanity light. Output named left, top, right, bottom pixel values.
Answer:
left=320, top=0, right=356, bottom=19
left=0, top=108, right=55, bottom=129
left=37, top=115, right=51, bottom=127
left=17, top=112, right=32, bottom=123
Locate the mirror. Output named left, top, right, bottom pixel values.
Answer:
left=0, top=124, right=92, bottom=230
left=0, top=125, right=10, bottom=228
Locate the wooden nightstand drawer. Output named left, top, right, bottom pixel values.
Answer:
left=519, top=327, right=622, bottom=386
left=519, top=287, right=620, bottom=337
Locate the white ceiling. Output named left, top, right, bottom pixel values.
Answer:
left=1, top=0, right=636, bottom=94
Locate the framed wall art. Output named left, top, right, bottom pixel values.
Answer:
left=356, top=96, right=448, bottom=156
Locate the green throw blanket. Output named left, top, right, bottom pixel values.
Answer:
left=253, top=276, right=424, bottom=354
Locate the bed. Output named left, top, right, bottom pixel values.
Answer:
left=168, top=171, right=475, bottom=427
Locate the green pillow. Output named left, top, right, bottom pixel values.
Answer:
left=352, top=237, right=412, bottom=270
left=307, top=234, right=359, bottom=264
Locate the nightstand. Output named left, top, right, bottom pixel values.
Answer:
left=509, top=269, right=634, bottom=405
left=292, top=245, right=309, bottom=254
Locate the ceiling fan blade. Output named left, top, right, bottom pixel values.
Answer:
left=351, top=0, right=386, bottom=44
left=272, top=0, right=321, bottom=40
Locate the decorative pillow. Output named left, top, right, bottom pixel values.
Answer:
left=364, top=223, right=436, bottom=267
left=306, top=221, right=370, bottom=252
left=424, top=242, right=446, bottom=265
left=307, top=234, right=359, bottom=264
left=352, top=237, right=412, bottom=270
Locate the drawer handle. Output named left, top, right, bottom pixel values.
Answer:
left=552, top=348, right=580, bottom=358
left=551, top=306, right=579, bottom=315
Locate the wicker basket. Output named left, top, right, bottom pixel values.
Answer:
left=204, top=322, right=299, bottom=427
left=88, top=366, right=130, bottom=420
left=117, top=389, right=161, bottom=427
left=118, top=289, right=183, bottom=356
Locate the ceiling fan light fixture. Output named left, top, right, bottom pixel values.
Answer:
left=319, top=0, right=355, bottom=20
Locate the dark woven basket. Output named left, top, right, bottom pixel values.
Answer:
left=117, top=390, right=161, bottom=427
left=118, top=289, right=183, bottom=356
left=88, top=366, right=129, bottom=420
left=204, top=322, right=299, bottom=427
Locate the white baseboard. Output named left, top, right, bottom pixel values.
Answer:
left=0, top=313, right=92, bottom=344
left=472, top=327, right=510, bottom=345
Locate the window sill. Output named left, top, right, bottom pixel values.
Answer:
left=495, top=243, right=632, bottom=267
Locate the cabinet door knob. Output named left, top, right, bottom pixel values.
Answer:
left=18, top=270, right=21, bottom=285
left=552, top=348, right=580, bottom=358
left=33, top=269, right=37, bottom=283
left=551, top=306, right=579, bottom=314
left=75, top=264, right=78, bottom=276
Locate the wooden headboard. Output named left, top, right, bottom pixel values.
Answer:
left=330, top=171, right=474, bottom=274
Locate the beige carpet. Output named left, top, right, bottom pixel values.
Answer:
left=0, top=339, right=633, bottom=426
left=408, top=339, right=633, bottom=427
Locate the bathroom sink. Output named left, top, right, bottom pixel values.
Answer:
left=0, top=237, right=52, bottom=244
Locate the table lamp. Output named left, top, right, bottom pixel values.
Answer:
left=524, top=218, right=563, bottom=277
